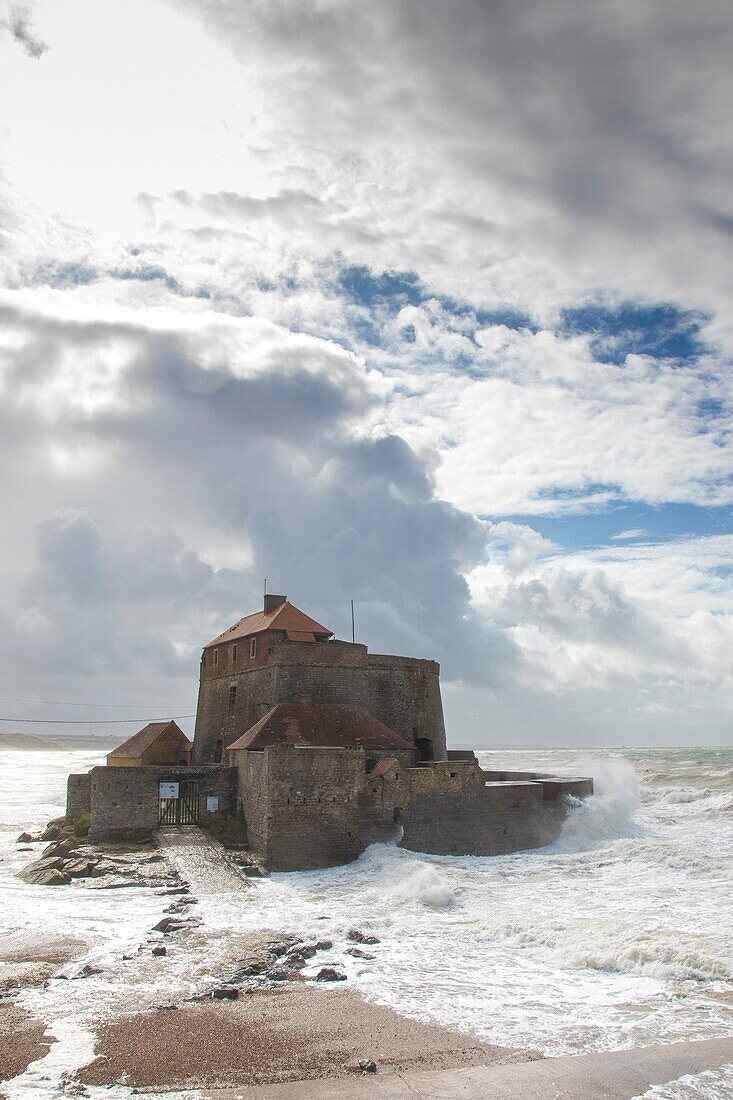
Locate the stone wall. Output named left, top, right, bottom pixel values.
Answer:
left=397, top=765, right=593, bottom=856
left=193, top=638, right=446, bottom=765
left=235, top=745, right=395, bottom=870
left=236, top=750, right=269, bottom=854
left=66, top=772, right=91, bottom=822
left=86, top=765, right=237, bottom=842
left=233, top=748, right=592, bottom=870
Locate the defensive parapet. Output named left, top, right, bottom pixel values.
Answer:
left=230, top=745, right=594, bottom=870
left=193, top=636, right=446, bottom=765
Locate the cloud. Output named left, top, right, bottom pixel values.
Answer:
left=2, top=4, right=48, bottom=57
left=0, top=298, right=521, bottom=720
left=173, top=0, right=733, bottom=326
left=612, top=529, right=648, bottom=541
left=0, top=0, right=732, bottom=744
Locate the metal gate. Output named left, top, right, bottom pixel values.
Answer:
left=158, top=779, right=199, bottom=825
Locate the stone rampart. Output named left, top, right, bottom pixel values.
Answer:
left=231, top=746, right=593, bottom=870
left=397, top=766, right=592, bottom=856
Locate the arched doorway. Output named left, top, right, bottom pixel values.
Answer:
left=415, top=737, right=433, bottom=761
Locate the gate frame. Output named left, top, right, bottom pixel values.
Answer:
left=158, top=777, right=200, bottom=825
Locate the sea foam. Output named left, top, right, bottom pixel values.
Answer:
left=554, top=756, right=642, bottom=852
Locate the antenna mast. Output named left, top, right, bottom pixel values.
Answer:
left=351, top=599, right=355, bottom=645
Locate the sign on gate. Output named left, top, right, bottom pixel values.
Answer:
left=159, top=781, right=179, bottom=799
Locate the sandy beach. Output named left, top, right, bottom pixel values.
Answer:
left=0, top=1002, right=55, bottom=1091
left=78, top=984, right=532, bottom=1091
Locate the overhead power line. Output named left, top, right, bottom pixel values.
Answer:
left=0, top=696, right=196, bottom=709
left=0, top=715, right=195, bottom=725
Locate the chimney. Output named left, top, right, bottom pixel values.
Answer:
left=264, top=593, right=287, bottom=614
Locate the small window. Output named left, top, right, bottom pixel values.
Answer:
left=213, top=649, right=218, bottom=668
left=228, top=686, right=236, bottom=716
left=232, top=644, right=237, bottom=663
left=250, top=637, right=257, bottom=658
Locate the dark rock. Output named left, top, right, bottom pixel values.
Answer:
left=122, top=955, right=133, bottom=961
left=345, top=947, right=375, bottom=960
left=152, top=945, right=167, bottom=957
left=265, top=936, right=298, bottom=958
left=85, top=862, right=109, bottom=878
left=42, top=838, right=78, bottom=860
left=232, top=961, right=268, bottom=978
left=157, top=886, right=189, bottom=895
left=60, top=1078, right=88, bottom=1096
left=154, top=1003, right=178, bottom=1011
left=64, top=858, right=100, bottom=879
left=212, top=986, right=239, bottom=1000
left=314, top=939, right=333, bottom=951
left=294, top=944, right=318, bottom=960
left=18, top=847, right=34, bottom=852
left=19, top=861, right=72, bottom=886
left=285, top=953, right=307, bottom=970
left=347, top=929, right=380, bottom=945
left=359, top=1060, right=378, bottom=1074
left=265, top=972, right=290, bottom=990
left=72, top=964, right=103, bottom=980
left=152, top=917, right=188, bottom=934
left=17, top=832, right=35, bottom=843
left=39, top=824, right=60, bottom=842
left=315, top=967, right=347, bottom=982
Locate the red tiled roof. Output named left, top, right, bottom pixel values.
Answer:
left=204, top=601, right=333, bottom=649
left=228, top=702, right=415, bottom=753
left=107, top=720, right=191, bottom=759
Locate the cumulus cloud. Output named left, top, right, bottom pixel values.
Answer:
left=173, top=0, right=733, bottom=324
left=0, top=299, right=521, bottom=724
left=0, top=0, right=731, bottom=744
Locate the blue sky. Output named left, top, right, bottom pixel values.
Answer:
left=0, top=0, right=731, bottom=745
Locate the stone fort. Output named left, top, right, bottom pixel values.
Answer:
left=67, top=595, right=592, bottom=869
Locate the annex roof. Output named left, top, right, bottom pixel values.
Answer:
left=228, top=701, right=415, bottom=754
left=204, top=598, right=333, bottom=649
left=107, top=720, right=190, bottom=760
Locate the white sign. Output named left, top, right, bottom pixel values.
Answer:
left=159, top=781, right=179, bottom=799
left=206, top=796, right=219, bottom=812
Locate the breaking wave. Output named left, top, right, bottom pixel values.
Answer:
left=554, top=757, right=642, bottom=851
left=389, top=861, right=456, bottom=908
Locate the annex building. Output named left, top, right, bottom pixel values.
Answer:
left=67, top=595, right=592, bottom=869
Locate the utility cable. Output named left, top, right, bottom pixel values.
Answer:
left=0, top=715, right=195, bottom=724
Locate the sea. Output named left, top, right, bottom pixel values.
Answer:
left=1, top=746, right=732, bottom=1098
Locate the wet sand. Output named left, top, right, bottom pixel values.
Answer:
left=0, top=930, right=89, bottom=990
left=78, top=984, right=532, bottom=1090
left=0, top=1002, right=55, bottom=1089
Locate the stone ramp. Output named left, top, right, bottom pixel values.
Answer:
left=156, top=826, right=251, bottom=895
left=202, top=1036, right=733, bottom=1100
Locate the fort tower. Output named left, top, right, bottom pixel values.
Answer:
left=192, top=594, right=447, bottom=765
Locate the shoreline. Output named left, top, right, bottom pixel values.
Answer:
left=0, top=1003, right=56, bottom=1091
left=77, top=984, right=534, bottom=1091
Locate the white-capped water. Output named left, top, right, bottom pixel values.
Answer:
left=1, top=746, right=732, bottom=1096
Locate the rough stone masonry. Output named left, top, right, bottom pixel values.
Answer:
left=67, top=595, right=592, bottom=869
